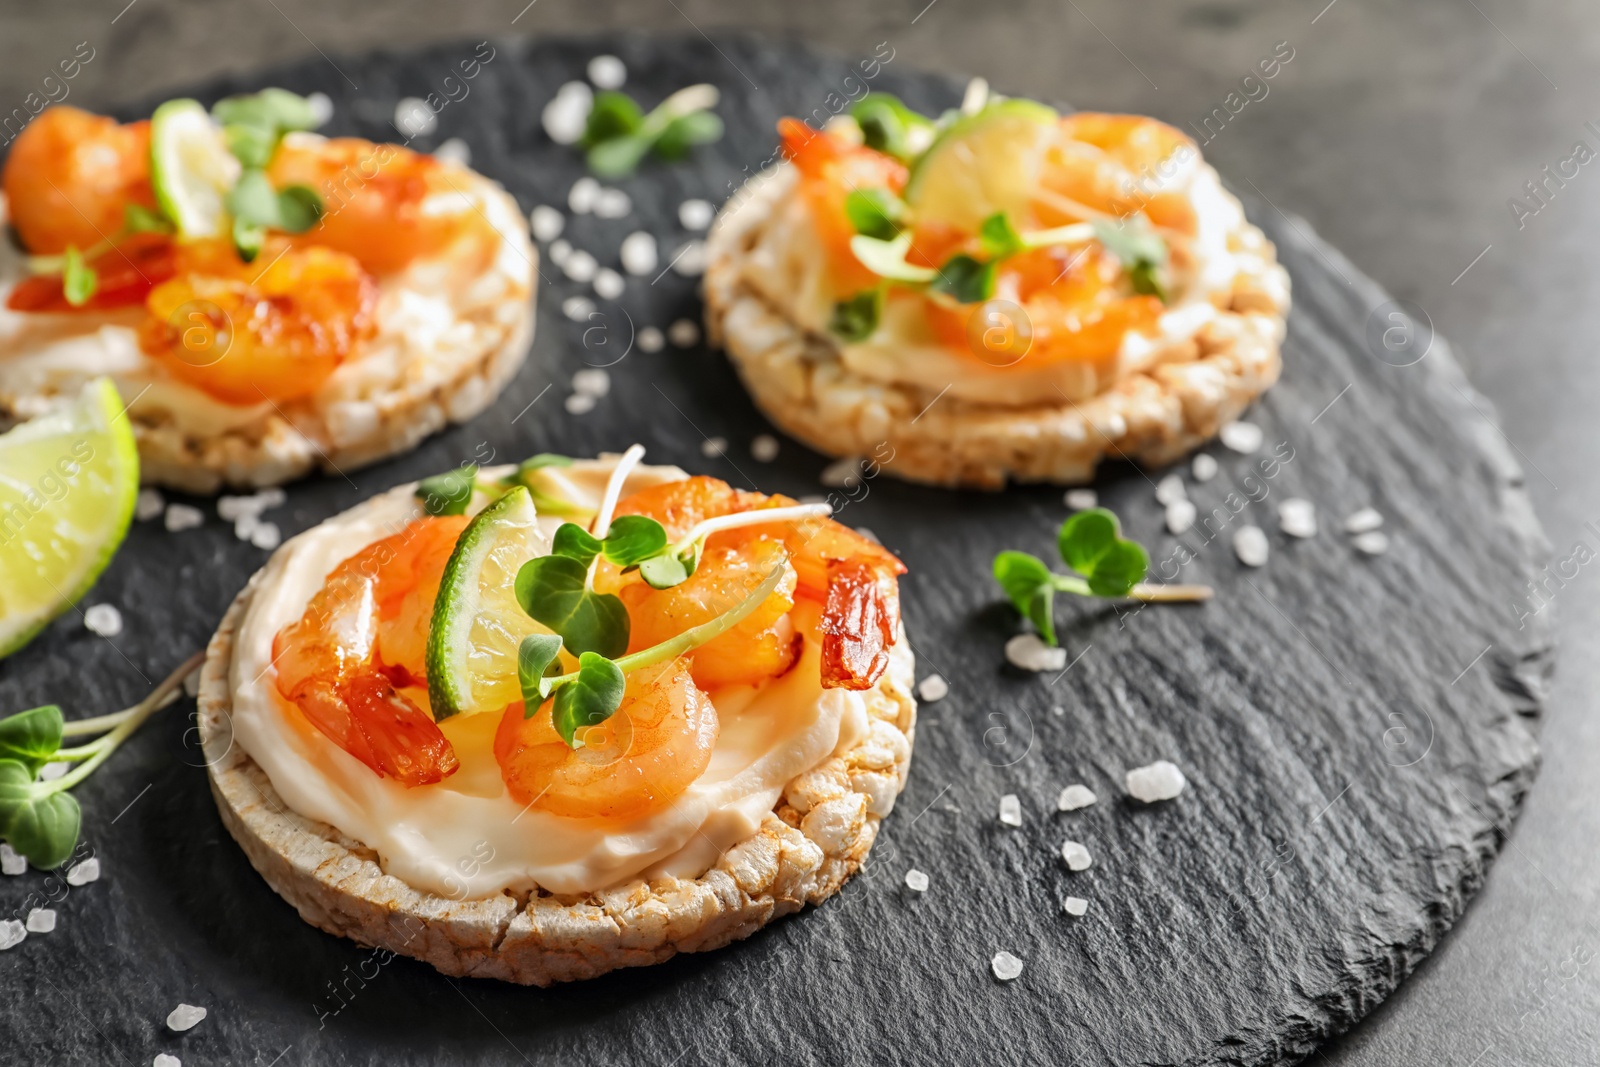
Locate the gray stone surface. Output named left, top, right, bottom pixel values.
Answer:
left=0, top=3, right=1592, bottom=1063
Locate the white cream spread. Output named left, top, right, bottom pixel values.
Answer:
left=226, top=458, right=877, bottom=899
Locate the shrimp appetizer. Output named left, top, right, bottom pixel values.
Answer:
left=196, top=447, right=915, bottom=984
left=0, top=91, right=534, bottom=492
left=705, top=88, right=1290, bottom=489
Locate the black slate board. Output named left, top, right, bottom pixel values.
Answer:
left=0, top=32, right=1553, bottom=1067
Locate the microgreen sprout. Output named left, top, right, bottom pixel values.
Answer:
left=849, top=94, right=937, bottom=162
left=60, top=246, right=97, bottom=307
left=994, top=507, right=1211, bottom=645
left=0, top=653, right=201, bottom=869
left=581, top=84, right=724, bottom=179
left=207, top=89, right=326, bottom=260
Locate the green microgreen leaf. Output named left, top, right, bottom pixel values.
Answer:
left=0, top=761, right=81, bottom=870
left=1056, top=508, right=1148, bottom=598
left=978, top=211, right=1026, bottom=260
left=638, top=552, right=691, bottom=590
left=514, top=554, right=630, bottom=658
left=227, top=169, right=282, bottom=227
left=61, top=246, right=97, bottom=307
left=517, top=634, right=565, bottom=719
left=929, top=253, right=996, bottom=304
left=829, top=289, right=884, bottom=342
left=1091, top=217, right=1169, bottom=302
left=655, top=110, right=724, bottom=159
left=844, top=188, right=906, bottom=241
left=499, top=454, right=592, bottom=519
left=550, top=522, right=604, bottom=567
left=416, top=465, right=478, bottom=516
left=850, top=232, right=937, bottom=283
left=231, top=217, right=265, bottom=262
left=550, top=652, right=627, bottom=747
left=602, top=515, right=669, bottom=568
left=123, top=203, right=174, bottom=235
left=0, top=706, right=64, bottom=775
left=223, top=122, right=279, bottom=169
left=513, top=453, right=574, bottom=475
left=581, top=91, right=646, bottom=146
left=275, top=185, right=325, bottom=234
left=850, top=93, right=935, bottom=162
left=212, top=88, right=319, bottom=135
left=993, top=551, right=1058, bottom=646
left=582, top=85, right=722, bottom=178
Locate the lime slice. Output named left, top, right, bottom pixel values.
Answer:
left=905, top=100, right=1059, bottom=233
left=149, top=99, right=241, bottom=240
left=426, top=486, right=552, bottom=719
left=0, top=378, right=139, bottom=659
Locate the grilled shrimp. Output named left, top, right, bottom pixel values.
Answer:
left=1, top=107, right=157, bottom=255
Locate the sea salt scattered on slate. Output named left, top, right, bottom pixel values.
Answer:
left=904, top=869, right=929, bottom=892
left=1191, top=452, right=1218, bottom=482
left=564, top=393, right=597, bottom=416
left=65, top=858, right=100, bottom=886
left=547, top=239, right=572, bottom=266
left=25, top=908, right=55, bottom=934
left=1057, top=785, right=1097, bottom=812
left=39, top=761, right=69, bottom=780
left=562, top=250, right=598, bottom=283
left=84, top=604, right=123, bottom=637
left=1005, top=634, right=1067, bottom=672
left=0, top=921, right=24, bottom=950
left=750, top=434, right=779, bottom=462
left=1234, top=525, right=1269, bottom=567
left=700, top=437, right=727, bottom=458
left=593, top=188, right=632, bottom=218
left=1064, top=488, right=1097, bottom=510
left=1278, top=497, right=1318, bottom=539
left=154, top=1056, right=181, bottom=1067
left=567, top=175, right=601, bottom=214
left=587, top=54, right=626, bottom=90
left=166, top=1004, right=207, bottom=1032
left=671, top=240, right=708, bottom=276
left=1, top=844, right=25, bottom=875
left=991, top=952, right=1024, bottom=981
left=543, top=83, right=592, bottom=146
left=1220, top=420, right=1264, bottom=454
left=1166, top=499, right=1197, bottom=535
left=678, top=198, right=715, bottom=230
left=572, top=369, right=610, bottom=397
left=562, top=296, right=597, bottom=321
left=135, top=487, right=166, bottom=521
left=305, top=91, right=333, bottom=126
left=1353, top=530, right=1391, bottom=555
left=1126, top=760, right=1187, bottom=802
left=1061, top=841, right=1093, bottom=871
left=619, top=231, right=658, bottom=276
left=820, top=456, right=862, bottom=489
left=1155, top=473, right=1186, bottom=505
left=530, top=205, right=564, bottom=242
left=433, top=138, right=470, bottom=167
left=998, top=794, right=1022, bottom=827
left=164, top=504, right=204, bottom=532
left=916, top=674, right=948, bottom=702
left=593, top=268, right=625, bottom=300
left=1063, top=897, right=1089, bottom=917
left=667, top=319, right=700, bottom=347
left=1344, top=507, right=1384, bottom=534
left=393, top=96, right=436, bottom=138
left=637, top=327, right=665, bottom=353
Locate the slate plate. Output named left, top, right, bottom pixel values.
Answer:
left=0, top=32, right=1552, bottom=1067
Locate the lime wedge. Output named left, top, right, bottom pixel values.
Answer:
left=426, top=486, right=552, bottom=719
left=0, top=378, right=139, bottom=659
left=905, top=100, right=1059, bottom=233
left=150, top=99, right=241, bottom=240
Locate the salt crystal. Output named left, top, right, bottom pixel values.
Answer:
left=593, top=188, right=632, bottom=218
left=135, top=487, right=165, bottom=521
left=1050, top=705, right=1065, bottom=717
left=255, top=487, right=286, bottom=509
left=619, top=231, right=658, bottom=276
left=904, top=868, right=929, bottom=892
left=164, top=504, right=204, bottom=532
left=750, top=434, right=780, bottom=462
left=564, top=393, right=597, bottom=415
left=249, top=522, right=281, bottom=551
left=530, top=205, right=565, bottom=243
left=393, top=97, right=437, bottom=139
left=1, top=843, right=26, bottom=875
left=233, top=514, right=261, bottom=541
left=1063, top=896, right=1089, bottom=917
left=1005, top=633, right=1067, bottom=672
left=1278, top=497, right=1317, bottom=539
left=572, top=368, right=611, bottom=397
left=433, top=137, right=471, bottom=167
left=1061, top=840, right=1093, bottom=871
left=991, top=951, right=1024, bottom=981
left=562, top=250, right=598, bottom=283
left=667, top=319, right=700, bottom=348
left=587, top=54, right=626, bottom=90
left=820, top=456, right=863, bottom=489
left=998, top=794, right=1022, bottom=826
left=66, top=857, right=100, bottom=885
left=548, top=239, right=573, bottom=266
left=701, top=437, right=727, bottom=458
left=637, top=326, right=666, bottom=353
left=670, top=240, right=708, bottom=276
left=0, top=920, right=24, bottom=950
left=1233, top=525, right=1269, bottom=567
left=25, top=908, right=55, bottom=933
left=217, top=494, right=260, bottom=521
left=1344, top=507, right=1384, bottom=534
left=1165, top=499, right=1197, bottom=535
left=543, top=82, right=593, bottom=147
left=84, top=603, right=123, bottom=637
left=1353, top=530, right=1390, bottom=555
left=678, top=198, right=715, bottom=231
left=166, top=1003, right=207, bottom=1033
left=1219, top=420, right=1264, bottom=454
left=562, top=295, right=597, bottom=321
left=1155, top=473, right=1186, bottom=505
left=916, top=674, right=949, bottom=702
left=1126, top=760, right=1187, bottom=802
left=1064, top=488, right=1097, bottom=511
left=154, top=1056, right=182, bottom=1067
left=1057, top=784, right=1096, bottom=812
left=567, top=175, right=602, bottom=215
left=593, top=268, right=625, bottom=300
left=38, top=761, right=68, bottom=781
left=1191, top=452, right=1218, bottom=483
left=305, top=91, right=333, bottom=126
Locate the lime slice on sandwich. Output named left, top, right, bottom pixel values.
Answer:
left=427, top=486, right=553, bottom=719
left=150, top=99, right=241, bottom=240
left=905, top=100, right=1059, bottom=233
left=0, top=378, right=139, bottom=659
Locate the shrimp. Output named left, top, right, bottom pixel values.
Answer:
left=494, top=657, right=718, bottom=820
left=1039, top=113, right=1198, bottom=235
left=1, top=107, right=157, bottom=255
left=5, top=231, right=178, bottom=313
left=606, top=476, right=907, bottom=691
left=137, top=238, right=378, bottom=404
left=271, top=516, right=468, bottom=787
left=780, top=118, right=909, bottom=293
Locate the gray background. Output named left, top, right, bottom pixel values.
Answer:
left=2, top=0, right=1595, bottom=1062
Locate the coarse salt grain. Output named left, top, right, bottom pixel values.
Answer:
left=565, top=393, right=597, bottom=415
left=249, top=522, right=281, bottom=551
left=1126, top=760, right=1187, bottom=802
left=135, top=487, right=165, bottom=521
left=562, top=295, right=597, bottom=321
left=1219, top=420, right=1264, bottom=454
left=1165, top=499, right=1197, bottom=535
left=587, top=54, right=626, bottom=90
left=164, top=504, right=204, bottom=532
left=1191, top=452, right=1218, bottom=482
left=562, top=250, right=598, bottom=283
left=999, top=794, right=1022, bottom=826
left=166, top=1004, right=207, bottom=1032
left=667, top=319, right=700, bottom=347
left=567, top=175, right=602, bottom=214
left=1155, top=473, right=1186, bottom=505
left=750, top=434, right=779, bottom=462
left=1353, top=530, right=1390, bottom=555
left=233, top=514, right=260, bottom=542
left=1344, top=507, right=1384, bottom=534
left=256, top=487, right=286, bottom=509
left=1233, top=525, right=1269, bottom=567
left=1064, top=488, right=1097, bottom=510
left=571, top=368, right=611, bottom=397
left=701, top=437, right=727, bottom=458
left=1, top=843, right=25, bottom=875
left=1060, top=840, right=1093, bottom=871
left=670, top=239, right=708, bottom=276
left=916, top=674, right=949, bottom=702
left=1005, top=633, right=1067, bottom=672
left=820, top=456, right=862, bottom=489
left=305, top=92, right=333, bottom=126
left=543, top=82, right=593, bottom=146
left=0, top=920, right=24, bottom=950
left=678, top=198, right=715, bottom=230
left=1278, top=497, right=1317, bottom=539
left=593, top=188, right=632, bottom=218
left=84, top=603, right=123, bottom=637
left=66, top=857, right=99, bottom=885
left=1057, top=784, right=1096, bottom=812
left=39, top=761, right=68, bottom=780
left=637, top=326, right=666, bottom=353
left=393, top=97, right=437, bottom=139
left=25, top=908, right=55, bottom=933
left=619, top=231, right=658, bottom=276
left=593, top=268, right=625, bottom=300
left=904, top=868, right=929, bottom=892
left=548, top=239, right=573, bottom=266
left=433, top=137, right=470, bottom=167
left=530, top=205, right=565, bottom=243
left=1063, top=896, right=1089, bottom=917
left=991, top=951, right=1024, bottom=981
left=154, top=1056, right=182, bottom=1067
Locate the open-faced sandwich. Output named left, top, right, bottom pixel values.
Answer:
left=196, top=447, right=913, bottom=984
left=705, top=88, right=1290, bottom=489
left=0, top=90, right=534, bottom=492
